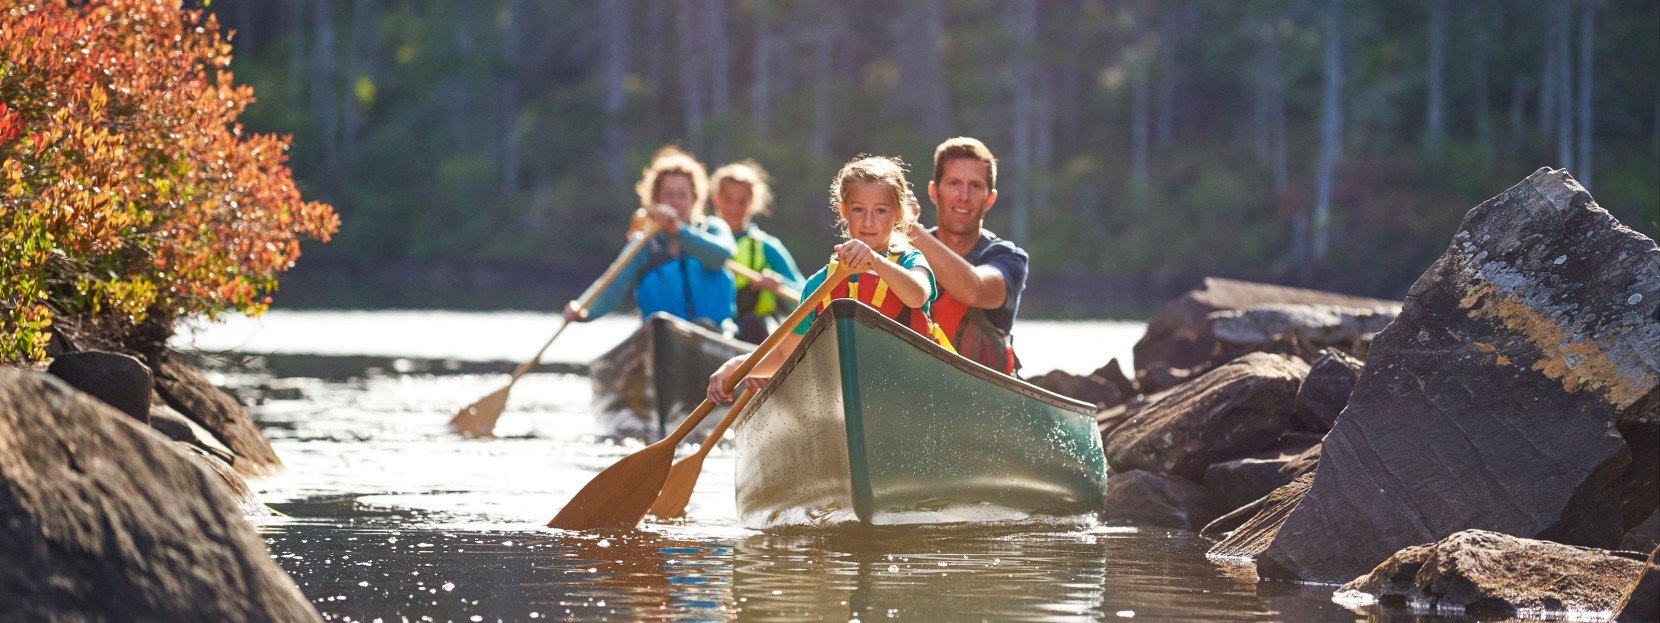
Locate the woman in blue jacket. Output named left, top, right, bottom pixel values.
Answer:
left=564, top=146, right=737, bottom=331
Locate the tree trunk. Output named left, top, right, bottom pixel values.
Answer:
left=602, top=0, right=629, bottom=190
left=1576, top=0, right=1593, bottom=188
left=892, top=0, right=951, bottom=141
left=1475, top=6, right=1493, bottom=171
left=750, top=2, right=773, bottom=141
left=810, top=28, right=836, bottom=230
left=236, top=0, right=256, bottom=57
left=499, top=0, right=525, bottom=195
left=288, top=0, right=307, bottom=110
left=310, top=0, right=339, bottom=180
left=1252, top=28, right=1271, bottom=164
left=676, top=2, right=704, bottom=153
left=342, top=0, right=379, bottom=169
left=703, top=0, right=730, bottom=163
left=1130, top=44, right=1151, bottom=213
left=1009, top=0, right=1037, bottom=242
left=1540, top=9, right=1558, bottom=136
left=1426, top=0, right=1447, bottom=159
left=1269, top=36, right=1289, bottom=194
left=1312, top=0, right=1344, bottom=265
left=1154, top=3, right=1179, bottom=149
left=1555, top=0, right=1574, bottom=170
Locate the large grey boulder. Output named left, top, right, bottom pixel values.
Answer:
left=1208, top=303, right=1398, bottom=360
left=46, top=351, right=152, bottom=423
left=1258, top=168, right=1660, bottom=584
left=150, top=354, right=283, bottom=477
left=1131, top=277, right=1398, bottom=392
left=1339, top=530, right=1645, bottom=618
left=1106, top=353, right=1309, bottom=482
left=0, top=369, right=317, bottom=621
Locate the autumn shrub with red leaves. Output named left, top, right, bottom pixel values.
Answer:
left=0, top=0, right=338, bottom=363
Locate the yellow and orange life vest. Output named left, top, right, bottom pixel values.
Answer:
left=813, top=258, right=954, bottom=351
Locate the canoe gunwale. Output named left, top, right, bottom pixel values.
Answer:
left=732, top=300, right=1094, bottom=430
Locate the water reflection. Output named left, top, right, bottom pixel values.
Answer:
left=265, top=515, right=1381, bottom=622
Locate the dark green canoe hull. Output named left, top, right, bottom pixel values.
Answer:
left=734, top=300, right=1109, bottom=528
left=589, top=312, right=752, bottom=439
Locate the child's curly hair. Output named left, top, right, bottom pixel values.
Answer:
left=634, top=145, right=709, bottom=218
left=828, top=155, right=920, bottom=251
left=709, top=159, right=775, bottom=218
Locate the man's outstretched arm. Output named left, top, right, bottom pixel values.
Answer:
left=909, top=224, right=1008, bottom=309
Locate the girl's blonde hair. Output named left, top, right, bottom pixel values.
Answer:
left=829, top=155, right=920, bottom=251
left=634, top=145, right=710, bottom=219
left=709, top=159, right=775, bottom=218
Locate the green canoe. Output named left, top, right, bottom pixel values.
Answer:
left=590, top=312, right=752, bottom=439
left=733, top=300, right=1109, bottom=528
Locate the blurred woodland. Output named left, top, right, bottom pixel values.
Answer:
left=210, top=0, right=1660, bottom=314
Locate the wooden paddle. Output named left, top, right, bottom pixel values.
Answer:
left=448, top=223, right=656, bottom=437
left=548, top=263, right=852, bottom=530
left=723, top=260, right=802, bottom=306
left=647, top=381, right=750, bottom=518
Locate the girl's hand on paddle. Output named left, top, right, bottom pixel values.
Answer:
left=707, top=356, right=744, bottom=403
left=743, top=375, right=769, bottom=392
left=834, top=239, right=877, bottom=272
left=562, top=301, right=588, bottom=323
left=647, top=204, right=680, bottom=233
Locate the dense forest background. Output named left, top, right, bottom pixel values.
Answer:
left=209, top=0, right=1660, bottom=317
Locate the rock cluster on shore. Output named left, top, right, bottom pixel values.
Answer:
left=1067, top=168, right=1659, bottom=621
left=0, top=369, right=318, bottom=621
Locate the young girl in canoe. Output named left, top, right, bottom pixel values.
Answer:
left=707, top=155, right=951, bottom=403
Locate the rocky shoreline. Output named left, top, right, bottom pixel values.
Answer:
left=1033, top=168, right=1658, bottom=621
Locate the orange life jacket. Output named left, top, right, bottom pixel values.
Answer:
left=930, top=291, right=1018, bottom=374
left=814, top=262, right=954, bottom=351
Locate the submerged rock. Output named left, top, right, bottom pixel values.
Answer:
left=47, top=351, right=152, bottom=424
left=150, top=353, right=284, bottom=477
left=1206, top=471, right=1314, bottom=559
left=1106, top=353, right=1308, bottom=482
left=1338, top=530, right=1644, bottom=618
left=1205, top=441, right=1321, bottom=516
left=1258, top=168, right=1660, bottom=584
left=0, top=369, right=316, bottom=621
left=1100, top=469, right=1218, bottom=531
left=1292, top=349, right=1363, bottom=432
left=1132, top=277, right=1398, bottom=393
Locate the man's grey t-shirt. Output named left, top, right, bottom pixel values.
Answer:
left=927, top=227, right=1029, bottom=336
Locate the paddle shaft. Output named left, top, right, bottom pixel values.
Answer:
left=509, top=224, right=657, bottom=381
left=648, top=263, right=850, bottom=449
left=724, top=260, right=801, bottom=306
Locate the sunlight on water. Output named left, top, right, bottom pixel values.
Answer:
left=175, top=310, right=1144, bottom=375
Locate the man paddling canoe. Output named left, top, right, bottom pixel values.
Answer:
left=563, top=146, right=738, bottom=332
left=907, top=137, right=1030, bottom=375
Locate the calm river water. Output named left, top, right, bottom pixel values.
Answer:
left=177, top=311, right=1489, bottom=622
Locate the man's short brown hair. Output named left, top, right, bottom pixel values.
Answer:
left=931, top=137, right=997, bottom=189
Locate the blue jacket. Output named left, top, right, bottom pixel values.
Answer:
left=585, top=218, right=737, bottom=326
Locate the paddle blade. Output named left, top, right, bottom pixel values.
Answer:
left=449, top=385, right=509, bottom=438
left=548, top=441, right=675, bottom=530
left=647, top=452, right=708, bottom=519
